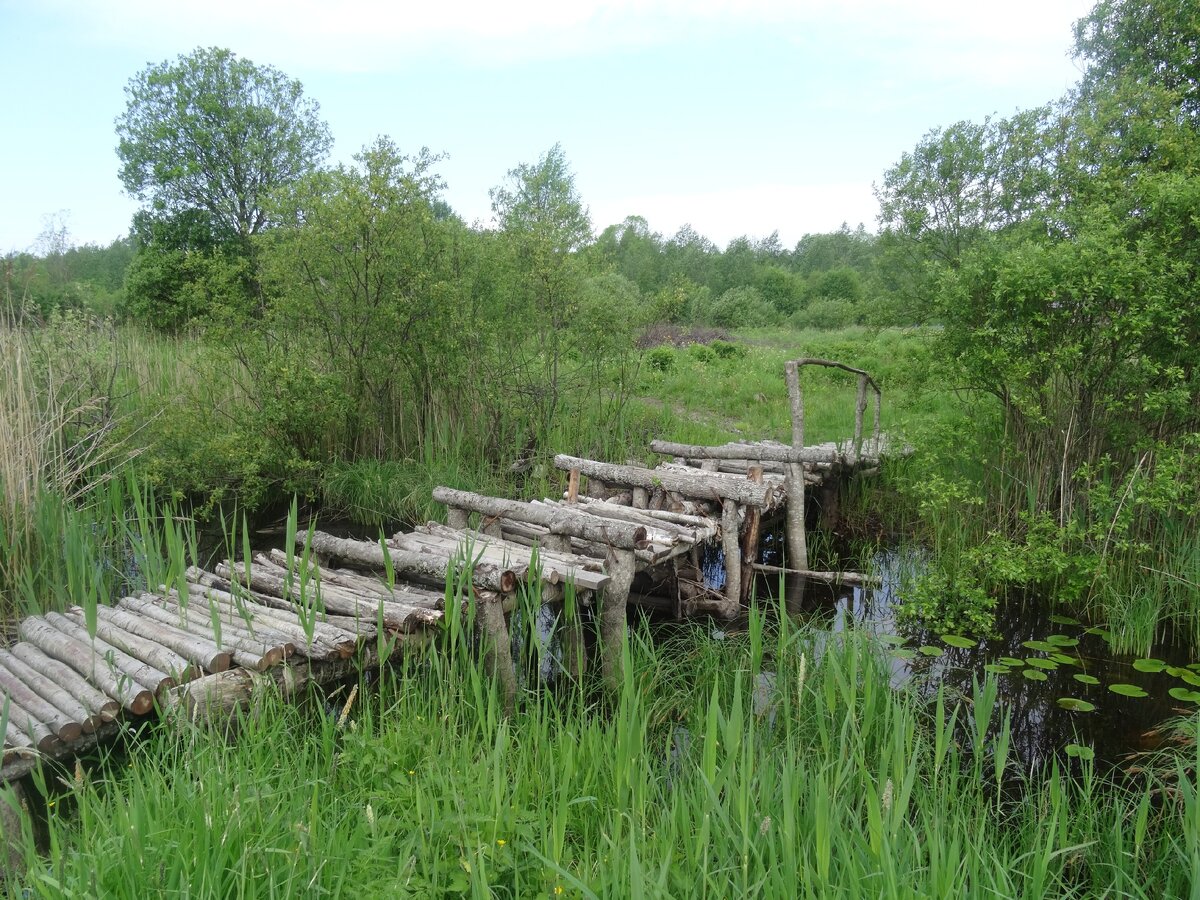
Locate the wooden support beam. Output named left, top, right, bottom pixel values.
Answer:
left=721, top=499, right=741, bottom=618
left=477, top=593, right=518, bottom=716
left=599, top=547, right=636, bottom=693
left=740, top=466, right=764, bottom=604
left=554, top=455, right=777, bottom=507
left=784, top=361, right=809, bottom=572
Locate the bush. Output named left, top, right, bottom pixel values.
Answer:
left=646, top=346, right=676, bottom=372
left=709, top=339, right=745, bottom=360
left=694, top=285, right=779, bottom=328
left=791, top=298, right=859, bottom=330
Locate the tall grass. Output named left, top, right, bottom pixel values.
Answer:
left=14, top=589, right=1199, bottom=897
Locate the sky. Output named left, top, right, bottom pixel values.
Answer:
left=0, top=0, right=1094, bottom=254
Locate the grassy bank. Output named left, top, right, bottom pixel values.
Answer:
left=10, top=599, right=1198, bottom=897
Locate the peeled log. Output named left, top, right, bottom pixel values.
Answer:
left=9, top=643, right=119, bottom=722
left=93, top=605, right=232, bottom=673
left=116, top=596, right=277, bottom=672
left=649, top=439, right=867, bottom=465
left=306, top=530, right=517, bottom=593
left=554, top=455, right=777, bottom=508
left=599, top=547, right=636, bottom=693
left=0, top=657, right=83, bottom=743
left=64, top=608, right=195, bottom=682
left=18, top=618, right=155, bottom=715
left=433, top=486, right=649, bottom=549
left=44, top=612, right=173, bottom=694
left=0, top=649, right=99, bottom=734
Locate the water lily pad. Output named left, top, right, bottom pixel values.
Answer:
left=918, top=645, right=944, bottom=657
left=1181, top=672, right=1200, bottom=687
left=1057, top=698, right=1096, bottom=712
left=1049, top=614, right=1081, bottom=626
left=983, top=664, right=1011, bottom=675
left=999, top=657, right=1026, bottom=667
left=1188, top=662, right=1200, bottom=672
left=1132, top=658, right=1166, bottom=673
left=1050, top=653, right=1080, bottom=666
left=940, top=634, right=976, bottom=649
left=1166, top=666, right=1191, bottom=678
left=1046, top=635, right=1079, bottom=648
left=1022, top=669, right=1049, bottom=681
left=877, top=634, right=907, bottom=646
left=891, top=649, right=918, bottom=661
left=1022, top=640, right=1058, bottom=653
left=1169, top=687, right=1200, bottom=703
left=1025, top=658, right=1059, bottom=670
left=1108, top=683, right=1149, bottom=698
left=1084, top=627, right=1114, bottom=642
left=1073, top=674, right=1101, bottom=685
left=1065, top=744, right=1095, bottom=760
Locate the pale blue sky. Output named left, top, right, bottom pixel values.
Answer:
left=0, top=0, right=1092, bottom=253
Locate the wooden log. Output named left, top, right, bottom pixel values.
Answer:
left=0, top=656, right=83, bottom=743
left=174, top=586, right=304, bottom=657
left=43, top=612, right=174, bottom=695
left=853, top=373, right=868, bottom=453
left=306, top=530, right=517, bottom=593
left=18, top=618, right=155, bottom=715
left=447, top=507, right=469, bottom=529
left=721, top=499, right=742, bottom=617
left=432, top=487, right=650, bottom=550
left=649, top=439, right=872, bottom=465
left=218, top=559, right=442, bottom=633
left=784, top=361, right=809, bottom=572
left=9, top=644, right=119, bottom=723
left=94, top=604, right=232, bottom=674
left=572, top=497, right=716, bottom=530
left=188, top=567, right=370, bottom=644
left=152, top=592, right=292, bottom=665
left=554, top=455, right=777, bottom=507
left=749, top=563, right=880, bottom=586
left=0, top=649, right=99, bottom=735
left=631, top=486, right=649, bottom=509
left=599, top=547, right=636, bottom=693
left=63, top=608, right=195, bottom=682
left=184, top=583, right=349, bottom=660
left=477, top=594, right=517, bottom=716
left=263, top=553, right=445, bottom=609
left=740, top=466, right=764, bottom=604
left=0, top=694, right=60, bottom=755
left=566, top=468, right=580, bottom=504
left=116, top=596, right=276, bottom=673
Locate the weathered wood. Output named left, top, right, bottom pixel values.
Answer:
left=43, top=612, right=175, bottom=695
left=572, top=497, right=716, bottom=531
left=566, top=468, right=580, bottom=504
left=96, top=603, right=228, bottom=674
left=631, top=486, right=649, bottom=509
left=599, top=547, right=636, bottom=693
left=0, top=649, right=99, bottom=735
left=649, top=439, right=874, bottom=465
left=750, top=563, right=880, bottom=586
left=554, top=455, right=777, bottom=507
left=432, top=486, right=650, bottom=549
left=784, top=361, right=809, bottom=572
left=262, top=553, right=444, bottom=609
left=0, top=659, right=82, bottom=744
left=9, top=644, right=119, bottom=723
left=184, top=583, right=348, bottom=660
left=447, top=507, right=469, bottom=530
left=63, top=608, right=195, bottom=683
left=721, top=499, right=742, bottom=617
left=477, top=594, right=517, bottom=715
left=116, top=596, right=276, bottom=673
left=307, top=530, right=518, bottom=593
left=740, top=466, right=764, bottom=604
left=18, top=618, right=155, bottom=715
left=0, top=693, right=61, bottom=754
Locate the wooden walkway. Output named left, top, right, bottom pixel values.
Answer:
left=0, top=356, right=897, bottom=787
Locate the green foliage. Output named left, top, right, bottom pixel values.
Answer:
left=791, top=297, right=859, bottom=330
left=116, top=46, right=331, bottom=239
left=645, top=345, right=676, bottom=373
left=693, top=284, right=779, bottom=328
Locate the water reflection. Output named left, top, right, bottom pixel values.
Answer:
left=750, top=548, right=1195, bottom=770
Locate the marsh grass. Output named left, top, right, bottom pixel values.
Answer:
left=14, top=586, right=1199, bottom=897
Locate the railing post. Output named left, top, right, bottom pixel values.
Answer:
left=853, top=373, right=868, bottom=459
left=784, top=360, right=809, bottom=572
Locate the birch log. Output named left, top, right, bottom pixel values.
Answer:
left=18, top=619, right=155, bottom=715
left=0, top=649, right=99, bottom=735
left=554, top=456, right=776, bottom=507
left=9, top=644, right=119, bottom=722
left=306, top=531, right=518, bottom=593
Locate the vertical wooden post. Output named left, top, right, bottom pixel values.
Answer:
left=1, top=781, right=30, bottom=876
left=631, top=487, right=649, bottom=509
left=853, top=373, right=868, bottom=458
left=600, top=547, right=636, bottom=692
left=740, top=465, right=764, bottom=603
left=567, top=468, right=580, bottom=504
left=722, top=499, right=742, bottom=617
left=544, top=533, right=585, bottom=682
left=785, top=361, right=809, bottom=571
left=478, top=592, right=517, bottom=716
left=872, top=390, right=882, bottom=445
left=481, top=516, right=503, bottom=538
left=447, top=507, right=469, bottom=530
left=700, top=460, right=718, bottom=472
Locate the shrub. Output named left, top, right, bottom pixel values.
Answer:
left=646, top=346, right=676, bottom=372
left=791, top=298, right=859, bottom=330
left=709, top=339, right=745, bottom=360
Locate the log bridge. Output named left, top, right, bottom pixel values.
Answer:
left=0, top=357, right=896, bottom=814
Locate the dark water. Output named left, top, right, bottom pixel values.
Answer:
left=721, top=541, right=1197, bottom=771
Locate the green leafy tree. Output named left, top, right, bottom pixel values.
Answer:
left=116, top=47, right=332, bottom=240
